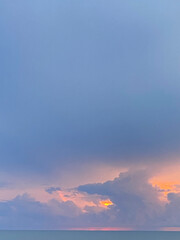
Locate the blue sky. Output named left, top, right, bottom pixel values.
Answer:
left=1, top=0, right=180, bottom=230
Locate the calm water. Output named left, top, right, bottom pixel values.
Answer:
left=0, top=231, right=179, bottom=240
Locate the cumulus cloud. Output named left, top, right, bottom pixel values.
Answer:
left=159, top=193, right=180, bottom=227
left=0, top=194, right=82, bottom=229
left=78, top=171, right=180, bottom=229
left=1, top=170, right=180, bottom=229
left=78, top=170, right=164, bottom=228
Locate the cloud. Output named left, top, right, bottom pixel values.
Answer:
left=0, top=193, right=82, bottom=229
left=0, top=192, right=114, bottom=229
left=77, top=170, right=180, bottom=229
left=46, top=187, right=61, bottom=194
left=78, top=170, right=164, bottom=228
left=1, top=170, right=180, bottom=229
left=159, top=193, right=180, bottom=227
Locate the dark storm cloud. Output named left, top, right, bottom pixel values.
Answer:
left=0, top=0, right=180, bottom=174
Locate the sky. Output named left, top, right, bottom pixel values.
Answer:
left=0, top=0, right=180, bottom=230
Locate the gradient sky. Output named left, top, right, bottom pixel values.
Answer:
left=1, top=0, right=180, bottom=230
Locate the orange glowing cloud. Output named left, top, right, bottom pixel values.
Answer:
left=150, top=180, right=180, bottom=201
left=57, top=189, right=113, bottom=212
left=100, top=199, right=113, bottom=207
left=58, top=190, right=96, bottom=209
left=149, top=164, right=180, bottom=201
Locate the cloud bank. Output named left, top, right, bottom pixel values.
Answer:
left=0, top=170, right=180, bottom=230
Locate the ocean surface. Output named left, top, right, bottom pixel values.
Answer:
left=0, top=231, right=180, bottom=240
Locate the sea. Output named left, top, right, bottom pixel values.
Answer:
left=0, top=231, right=180, bottom=240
